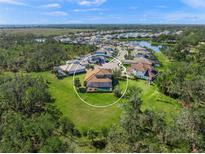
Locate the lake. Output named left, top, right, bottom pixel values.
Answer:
left=128, top=41, right=162, bottom=52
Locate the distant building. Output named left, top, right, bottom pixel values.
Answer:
left=60, top=38, right=71, bottom=43
left=54, top=35, right=71, bottom=43
left=35, top=38, right=46, bottom=43
left=84, top=69, right=113, bottom=92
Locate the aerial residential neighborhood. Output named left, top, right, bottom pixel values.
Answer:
left=52, top=29, right=161, bottom=94
left=0, top=0, right=205, bottom=153
left=1, top=24, right=205, bottom=153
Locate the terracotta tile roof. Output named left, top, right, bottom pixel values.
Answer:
left=130, top=63, right=152, bottom=72
left=85, top=69, right=112, bottom=83
left=86, top=76, right=112, bottom=83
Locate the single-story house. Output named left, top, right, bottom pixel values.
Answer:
left=133, top=54, right=160, bottom=66
left=84, top=69, right=113, bottom=92
left=56, top=63, right=86, bottom=77
left=123, top=57, right=153, bottom=65
left=128, top=63, right=158, bottom=81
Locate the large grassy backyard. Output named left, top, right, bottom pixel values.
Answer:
left=31, top=68, right=181, bottom=131
left=31, top=72, right=121, bottom=132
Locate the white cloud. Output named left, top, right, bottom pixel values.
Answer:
left=77, top=0, right=107, bottom=6
left=73, top=8, right=105, bottom=12
left=161, top=11, right=205, bottom=24
left=64, top=0, right=107, bottom=6
left=165, top=12, right=198, bottom=21
left=40, top=3, right=61, bottom=8
left=0, top=0, right=26, bottom=5
left=182, top=0, right=205, bottom=8
left=45, top=11, right=68, bottom=16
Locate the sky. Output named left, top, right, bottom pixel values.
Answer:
left=0, top=0, right=205, bottom=24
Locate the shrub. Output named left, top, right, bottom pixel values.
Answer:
left=114, top=86, right=122, bottom=98
left=74, top=78, right=81, bottom=89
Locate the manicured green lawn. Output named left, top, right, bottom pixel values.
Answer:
left=31, top=72, right=122, bottom=131
left=79, top=92, right=122, bottom=106
left=119, top=79, right=181, bottom=122
left=34, top=71, right=180, bottom=128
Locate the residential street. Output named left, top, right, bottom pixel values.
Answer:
left=95, top=46, right=128, bottom=70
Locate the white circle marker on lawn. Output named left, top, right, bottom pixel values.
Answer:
left=72, top=54, right=129, bottom=108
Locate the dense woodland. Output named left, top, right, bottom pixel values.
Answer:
left=156, top=28, right=205, bottom=107
left=0, top=26, right=205, bottom=152
left=0, top=33, right=96, bottom=72
left=0, top=75, right=78, bottom=152
left=106, top=87, right=205, bottom=152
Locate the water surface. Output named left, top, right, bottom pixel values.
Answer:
left=129, top=41, right=162, bottom=52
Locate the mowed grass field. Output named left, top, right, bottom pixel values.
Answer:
left=0, top=28, right=94, bottom=36
left=154, top=51, right=172, bottom=71
left=126, top=80, right=181, bottom=122
left=30, top=69, right=181, bottom=131
left=31, top=72, right=122, bottom=131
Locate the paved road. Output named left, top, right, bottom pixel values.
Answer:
left=116, top=46, right=128, bottom=61
left=95, top=46, right=128, bottom=76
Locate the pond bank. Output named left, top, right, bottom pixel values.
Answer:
left=128, top=40, right=162, bottom=52
left=118, top=38, right=176, bottom=47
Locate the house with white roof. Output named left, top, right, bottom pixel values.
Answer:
left=55, top=63, right=86, bottom=77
